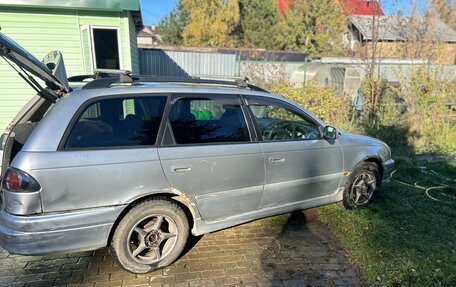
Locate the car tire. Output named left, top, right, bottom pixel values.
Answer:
left=109, top=198, right=189, bottom=274
left=338, top=161, right=381, bottom=210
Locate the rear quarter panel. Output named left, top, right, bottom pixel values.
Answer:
left=12, top=149, right=170, bottom=212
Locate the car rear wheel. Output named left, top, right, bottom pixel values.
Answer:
left=339, top=161, right=381, bottom=209
left=109, top=199, right=189, bottom=274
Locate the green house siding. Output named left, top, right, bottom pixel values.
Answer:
left=128, top=12, right=140, bottom=74
left=0, top=0, right=140, bottom=11
left=0, top=6, right=139, bottom=129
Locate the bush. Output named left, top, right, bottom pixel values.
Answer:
left=267, top=67, right=455, bottom=157
left=399, top=67, right=456, bottom=155
left=269, top=82, right=353, bottom=128
left=369, top=66, right=456, bottom=156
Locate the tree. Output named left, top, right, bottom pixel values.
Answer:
left=238, top=0, right=279, bottom=49
left=357, top=0, right=384, bottom=119
left=270, top=0, right=347, bottom=56
left=159, top=3, right=188, bottom=45
left=180, top=0, right=240, bottom=47
left=270, top=7, right=306, bottom=51
left=432, top=0, right=456, bottom=30
left=159, top=0, right=348, bottom=54
left=432, top=0, right=456, bottom=64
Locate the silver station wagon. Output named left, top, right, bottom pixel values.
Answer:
left=0, top=33, right=393, bottom=274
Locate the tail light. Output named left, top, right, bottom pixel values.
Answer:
left=0, top=133, right=7, bottom=150
left=2, top=168, right=40, bottom=192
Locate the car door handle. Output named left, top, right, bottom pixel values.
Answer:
left=269, top=157, right=285, bottom=163
left=171, top=165, right=192, bottom=173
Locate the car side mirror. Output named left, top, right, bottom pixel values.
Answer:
left=323, top=126, right=337, bottom=140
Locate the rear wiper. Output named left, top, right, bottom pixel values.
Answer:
left=1, top=55, right=58, bottom=103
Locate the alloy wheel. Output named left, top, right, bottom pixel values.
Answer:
left=350, top=171, right=377, bottom=206
left=127, top=214, right=178, bottom=264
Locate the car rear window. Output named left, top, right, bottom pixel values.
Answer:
left=65, top=96, right=167, bottom=149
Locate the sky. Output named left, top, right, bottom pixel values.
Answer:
left=139, top=0, right=179, bottom=26
left=138, top=0, right=428, bottom=26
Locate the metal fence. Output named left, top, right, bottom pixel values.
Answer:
left=139, top=49, right=239, bottom=79
left=138, top=48, right=456, bottom=100
left=138, top=48, right=308, bottom=81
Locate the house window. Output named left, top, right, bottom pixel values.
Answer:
left=80, top=25, right=122, bottom=74
left=93, top=29, right=120, bottom=70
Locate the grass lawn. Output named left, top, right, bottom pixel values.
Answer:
left=317, top=158, right=456, bottom=286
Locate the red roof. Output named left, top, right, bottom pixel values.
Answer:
left=277, top=0, right=292, bottom=11
left=276, top=0, right=384, bottom=16
left=339, top=0, right=384, bottom=15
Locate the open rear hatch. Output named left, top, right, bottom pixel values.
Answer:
left=0, top=32, right=70, bottom=102
left=0, top=32, right=71, bottom=175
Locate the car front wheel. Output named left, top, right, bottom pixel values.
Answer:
left=339, top=161, right=381, bottom=209
left=109, top=199, right=189, bottom=274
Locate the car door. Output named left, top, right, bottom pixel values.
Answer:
left=245, top=96, right=344, bottom=208
left=158, top=94, right=265, bottom=221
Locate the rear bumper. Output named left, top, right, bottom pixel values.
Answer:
left=382, top=158, right=395, bottom=182
left=0, top=205, right=124, bottom=255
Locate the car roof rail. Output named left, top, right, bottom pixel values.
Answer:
left=68, top=69, right=133, bottom=82
left=76, top=71, right=269, bottom=93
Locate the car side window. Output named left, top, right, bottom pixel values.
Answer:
left=168, top=96, right=250, bottom=144
left=65, top=96, right=167, bottom=148
left=248, top=98, right=322, bottom=141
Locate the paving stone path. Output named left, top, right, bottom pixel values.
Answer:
left=0, top=209, right=362, bottom=287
